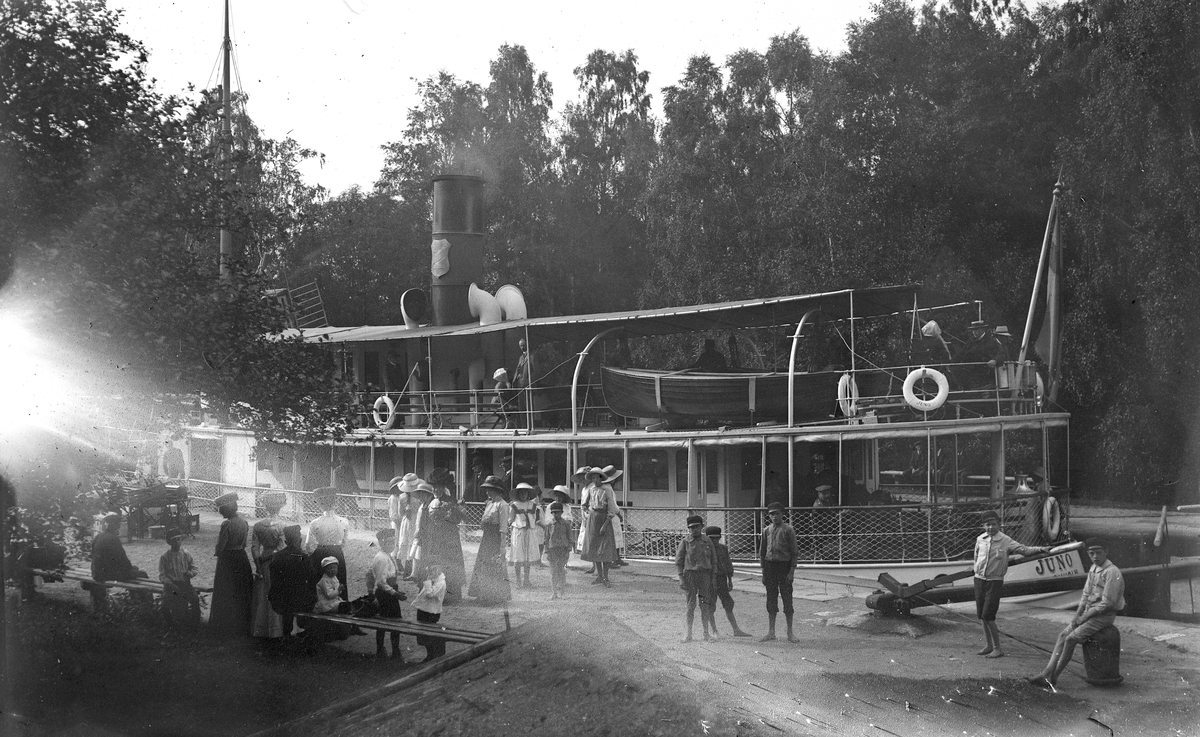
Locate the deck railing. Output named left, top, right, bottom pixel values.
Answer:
left=185, top=480, right=1052, bottom=564
left=348, top=360, right=1045, bottom=433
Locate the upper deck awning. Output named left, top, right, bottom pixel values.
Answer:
left=282, top=285, right=921, bottom=346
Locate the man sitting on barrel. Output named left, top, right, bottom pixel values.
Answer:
left=1027, top=538, right=1125, bottom=688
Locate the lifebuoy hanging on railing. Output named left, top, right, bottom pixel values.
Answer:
left=1042, top=495, right=1062, bottom=540
left=837, top=373, right=859, bottom=417
left=902, top=367, right=949, bottom=412
left=372, top=394, right=397, bottom=430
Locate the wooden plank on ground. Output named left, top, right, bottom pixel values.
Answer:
left=296, top=612, right=489, bottom=644
left=245, top=632, right=507, bottom=737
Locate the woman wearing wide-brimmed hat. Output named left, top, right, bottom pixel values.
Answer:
left=579, top=466, right=623, bottom=587
left=210, top=492, right=253, bottom=635
left=388, top=473, right=421, bottom=577
left=571, top=466, right=593, bottom=560
left=413, top=472, right=466, bottom=603
left=250, top=491, right=288, bottom=642
left=469, top=477, right=512, bottom=604
left=509, top=483, right=542, bottom=588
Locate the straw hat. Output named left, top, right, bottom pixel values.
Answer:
left=512, top=482, right=535, bottom=501
left=493, top=368, right=508, bottom=381
left=427, top=467, right=452, bottom=487
left=389, top=473, right=420, bottom=493
left=583, top=465, right=623, bottom=484
left=480, top=475, right=507, bottom=495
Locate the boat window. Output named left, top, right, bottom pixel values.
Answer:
left=544, top=449, right=568, bottom=488
left=363, top=350, right=382, bottom=390
left=705, top=451, right=719, bottom=495
left=630, top=449, right=669, bottom=492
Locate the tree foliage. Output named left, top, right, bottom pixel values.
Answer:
left=4, top=0, right=1199, bottom=504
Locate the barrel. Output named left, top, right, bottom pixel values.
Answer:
left=1082, top=624, right=1123, bottom=686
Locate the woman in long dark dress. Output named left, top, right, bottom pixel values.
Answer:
left=468, top=477, right=511, bottom=605
left=210, top=492, right=253, bottom=634
left=424, top=468, right=467, bottom=602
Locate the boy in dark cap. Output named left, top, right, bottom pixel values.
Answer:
left=543, top=500, right=574, bottom=599
left=973, top=510, right=1049, bottom=658
left=706, top=526, right=750, bottom=637
left=759, top=502, right=799, bottom=643
left=675, top=514, right=717, bottom=642
left=1028, top=538, right=1125, bottom=688
left=158, top=526, right=201, bottom=629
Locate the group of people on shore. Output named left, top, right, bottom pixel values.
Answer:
left=671, top=499, right=1125, bottom=692
left=87, top=460, right=1122, bottom=686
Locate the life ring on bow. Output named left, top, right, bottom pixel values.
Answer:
left=902, top=367, right=949, bottom=412
left=1042, top=495, right=1062, bottom=540
left=837, top=373, right=859, bottom=417
left=372, top=394, right=397, bottom=430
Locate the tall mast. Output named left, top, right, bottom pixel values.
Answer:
left=218, top=0, right=234, bottom=279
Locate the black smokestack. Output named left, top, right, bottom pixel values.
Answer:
left=429, top=174, right=485, bottom=326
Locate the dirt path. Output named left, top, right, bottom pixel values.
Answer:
left=8, top=511, right=1200, bottom=736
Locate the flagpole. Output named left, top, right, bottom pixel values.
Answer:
left=218, top=0, right=233, bottom=280
left=1017, top=175, right=1064, bottom=366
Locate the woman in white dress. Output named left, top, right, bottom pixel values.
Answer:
left=388, top=473, right=421, bottom=577
left=509, top=483, right=542, bottom=587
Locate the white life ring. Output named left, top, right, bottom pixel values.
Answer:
left=1042, top=495, right=1062, bottom=540
left=372, top=394, right=397, bottom=430
left=837, top=373, right=859, bottom=417
left=902, top=367, right=949, bottom=412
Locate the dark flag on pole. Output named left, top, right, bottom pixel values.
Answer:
left=1033, top=209, right=1063, bottom=402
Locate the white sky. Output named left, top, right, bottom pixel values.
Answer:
left=112, top=0, right=876, bottom=195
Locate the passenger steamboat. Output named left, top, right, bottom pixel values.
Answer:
left=178, top=174, right=1083, bottom=604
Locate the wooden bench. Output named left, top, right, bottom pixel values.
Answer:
left=295, top=611, right=491, bottom=645
left=31, top=566, right=212, bottom=595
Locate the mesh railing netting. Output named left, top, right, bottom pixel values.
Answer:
left=187, top=480, right=1044, bottom=562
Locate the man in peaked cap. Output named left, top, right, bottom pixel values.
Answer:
left=1028, top=538, right=1125, bottom=688
left=957, top=318, right=1009, bottom=388
left=675, top=514, right=717, bottom=642
left=759, top=502, right=799, bottom=643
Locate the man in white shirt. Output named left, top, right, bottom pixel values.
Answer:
left=1028, top=538, right=1125, bottom=688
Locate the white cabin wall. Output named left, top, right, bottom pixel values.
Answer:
left=223, top=435, right=257, bottom=487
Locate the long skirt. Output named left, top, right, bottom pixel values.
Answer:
left=419, top=523, right=466, bottom=603
left=250, top=559, right=285, bottom=638
left=575, top=510, right=591, bottom=554
left=510, top=525, right=541, bottom=564
left=210, top=549, right=253, bottom=635
left=468, top=523, right=511, bottom=604
left=309, top=545, right=347, bottom=599
left=395, top=516, right=417, bottom=563
left=581, top=512, right=617, bottom=563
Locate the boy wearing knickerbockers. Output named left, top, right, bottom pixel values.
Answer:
left=675, top=514, right=718, bottom=643
left=706, top=526, right=750, bottom=637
